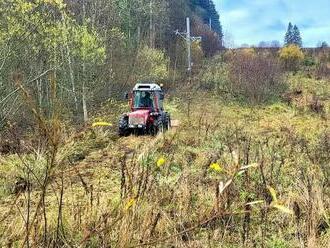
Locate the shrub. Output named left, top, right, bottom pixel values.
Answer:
left=134, top=46, right=169, bottom=82
left=318, top=48, right=330, bottom=63
left=223, top=48, right=256, bottom=62
left=266, top=236, right=291, bottom=248
left=316, top=62, right=330, bottom=79
left=199, top=55, right=230, bottom=93
left=228, top=52, right=285, bottom=103
left=303, top=56, right=316, bottom=67
left=279, top=45, right=305, bottom=71
left=191, top=41, right=204, bottom=69
left=238, top=48, right=256, bottom=56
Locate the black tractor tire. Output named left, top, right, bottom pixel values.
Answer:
left=148, top=122, right=157, bottom=136
left=154, top=114, right=171, bottom=135
left=118, top=115, right=130, bottom=137
left=164, top=113, right=171, bottom=131
left=155, top=117, right=164, bottom=134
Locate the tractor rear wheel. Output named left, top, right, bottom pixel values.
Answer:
left=164, top=113, right=171, bottom=130
left=118, top=115, right=129, bottom=137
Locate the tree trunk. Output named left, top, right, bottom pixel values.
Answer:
left=37, top=78, right=42, bottom=113
left=67, top=48, right=78, bottom=112
left=61, top=11, right=79, bottom=113
left=82, top=0, right=88, bottom=123
left=149, top=0, right=154, bottom=48
left=82, top=63, right=88, bottom=123
left=137, top=26, right=141, bottom=45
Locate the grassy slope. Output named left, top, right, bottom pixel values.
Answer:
left=0, top=74, right=329, bottom=247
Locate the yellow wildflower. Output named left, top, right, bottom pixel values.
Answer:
left=210, top=163, right=223, bottom=173
left=156, top=157, right=166, bottom=167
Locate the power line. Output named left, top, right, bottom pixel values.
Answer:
left=175, top=17, right=202, bottom=72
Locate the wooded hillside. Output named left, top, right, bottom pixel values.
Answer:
left=0, top=0, right=223, bottom=127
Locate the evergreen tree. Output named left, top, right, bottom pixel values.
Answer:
left=292, top=25, right=302, bottom=47
left=191, top=0, right=223, bottom=42
left=208, top=0, right=223, bottom=40
left=284, top=23, right=302, bottom=47
left=284, top=22, right=293, bottom=46
left=318, top=41, right=328, bottom=48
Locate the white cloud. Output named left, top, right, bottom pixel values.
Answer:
left=216, top=0, right=330, bottom=47
left=225, top=9, right=250, bottom=20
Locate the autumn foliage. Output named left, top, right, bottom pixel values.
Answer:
left=228, top=49, right=285, bottom=103
left=279, top=45, right=305, bottom=71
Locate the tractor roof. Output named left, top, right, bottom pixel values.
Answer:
left=133, top=83, right=162, bottom=91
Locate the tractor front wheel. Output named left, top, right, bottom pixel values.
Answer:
left=118, top=115, right=130, bottom=137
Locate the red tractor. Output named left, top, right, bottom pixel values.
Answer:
left=118, top=83, right=171, bottom=136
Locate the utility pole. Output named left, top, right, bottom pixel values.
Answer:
left=186, top=17, right=191, bottom=72
left=175, top=17, right=202, bottom=73
left=209, top=0, right=212, bottom=30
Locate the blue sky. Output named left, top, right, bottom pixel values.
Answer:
left=215, top=0, right=330, bottom=47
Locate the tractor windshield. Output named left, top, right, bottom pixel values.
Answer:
left=133, top=91, right=155, bottom=109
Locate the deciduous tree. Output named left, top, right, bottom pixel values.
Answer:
left=279, top=45, right=304, bottom=71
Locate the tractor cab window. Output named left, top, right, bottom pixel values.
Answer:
left=133, top=91, right=155, bottom=109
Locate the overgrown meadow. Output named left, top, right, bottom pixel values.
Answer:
left=0, top=46, right=329, bottom=247
left=0, top=2, right=329, bottom=246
